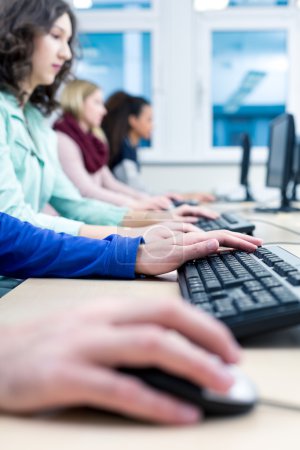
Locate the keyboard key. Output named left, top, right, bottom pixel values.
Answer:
left=204, top=280, right=222, bottom=292
left=235, top=296, right=264, bottom=312
left=184, top=265, right=199, bottom=279
left=251, top=291, right=278, bottom=307
left=273, top=262, right=298, bottom=277
left=287, top=272, right=300, bottom=286
left=261, top=277, right=281, bottom=289
left=270, top=287, right=299, bottom=305
left=213, top=299, right=237, bottom=318
left=197, top=302, right=214, bottom=314
left=191, top=293, right=210, bottom=303
left=243, top=281, right=264, bottom=293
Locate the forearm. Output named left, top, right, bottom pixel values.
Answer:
left=79, top=224, right=146, bottom=239
left=84, top=186, right=136, bottom=208
left=102, top=167, right=147, bottom=200
left=0, top=213, right=142, bottom=279
left=121, top=210, right=173, bottom=227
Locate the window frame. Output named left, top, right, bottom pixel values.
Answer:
left=74, top=0, right=165, bottom=160
left=195, top=7, right=300, bottom=164
left=73, top=1, right=300, bottom=164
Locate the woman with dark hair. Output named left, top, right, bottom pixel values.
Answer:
left=0, top=0, right=220, bottom=240
left=103, top=91, right=216, bottom=202
left=103, top=91, right=151, bottom=192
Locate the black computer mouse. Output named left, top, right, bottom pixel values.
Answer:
left=119, top=365, right=257, bottom=416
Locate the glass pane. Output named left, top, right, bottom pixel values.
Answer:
left=73, top=0, right=151, bottom=10
left=212, top=31, right=288, bottom=147
left=76, top=32, right=152, bottom=100
left=229, top=0, right=288, bottom=6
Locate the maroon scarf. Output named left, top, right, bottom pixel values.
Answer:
left=53, top=113, right=109, bottom=173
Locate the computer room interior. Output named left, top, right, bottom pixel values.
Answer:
left=73, top=0, right=300, bottom=202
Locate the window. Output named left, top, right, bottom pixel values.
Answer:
left=212, top=30, right=288, bottom=147
left=72, top=0, right=152, bottom=10
left=76, top=32, right=152, bottom=99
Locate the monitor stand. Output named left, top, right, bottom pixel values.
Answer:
left=216, top=185, right=255, bottom=203
left=254, top=190, right=300, bottom=213
left=291, top=181, right=299, bottom=202
left=243, top=185, right=255, bottom=202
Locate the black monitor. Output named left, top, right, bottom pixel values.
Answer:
left=239, top=133, right=254, bottom=202
left=256, top=113, right=299, bottom=213
left=291, top=136, right=300, bottom=201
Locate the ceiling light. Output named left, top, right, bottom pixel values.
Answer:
left=194, top=0, right=229, bottom=12
left=73, top=0, right=93, bottom=9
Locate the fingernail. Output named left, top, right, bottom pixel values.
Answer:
left=206, top=239, right=218, bottom=251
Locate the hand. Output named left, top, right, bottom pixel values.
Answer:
left=0, top=298, right=240, bottom=424
left=135, top=230, right=263, bottom=275
left=132, top=196, right=173, bottom=211
left=170, top=205, right=219, bottom=223
left=130, top=222, right=200, bottom=243
left=183, top=192, right=216, bottom=203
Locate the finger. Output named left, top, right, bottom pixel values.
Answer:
left=171, top=231, right=259, bottom=252
left=176, top=205, right=219, bottom=219
left=67, top=366, right=202, bottom=425
left=76, top=325, right=235, bottom=392
left=78, top=295, right=240, bottom=365
left=205, top=233, right=259, bottom=252
left=164, top=222, right=200, bottom=233
left=211, top=230, right=263, bottom=246
left=173, top=215, right=199, bottom=224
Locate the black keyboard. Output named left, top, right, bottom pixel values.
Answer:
left=178, top=246, right=300, bottom=339
left=197, top=213, right=255, bottom=235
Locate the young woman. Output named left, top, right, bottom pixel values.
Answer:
left=0, top=0, right=218, bottom=242
left=54, top=79, right=172, bottom=210
left=102, top=91, right=215, bottom=202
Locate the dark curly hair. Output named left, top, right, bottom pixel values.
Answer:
left=102, top=91, right=150, bottom=168
left=0, top=0, right=77, bottom=115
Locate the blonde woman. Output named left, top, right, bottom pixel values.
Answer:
left=54, top=79, right=173, bottom=210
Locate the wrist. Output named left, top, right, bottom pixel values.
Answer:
left=135, top=245, right=147, bottom=275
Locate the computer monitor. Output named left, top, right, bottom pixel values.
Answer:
left=239, top=133, right=254, bottom=202
left=256, top=113, right=299, bottom=213
left=291, top=136, right=300, bottom=201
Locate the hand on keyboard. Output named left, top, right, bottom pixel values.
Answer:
left=169, top=205, right=220, bottom=223
left=135, top=230, right=262, bottom=276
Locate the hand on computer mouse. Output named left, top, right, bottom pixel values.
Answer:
left=135, top=231, right=262, bottom=275
left=0, top=298, right=240, bottom=424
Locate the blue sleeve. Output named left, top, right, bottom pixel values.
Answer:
left=0, top=213, right=143, bottom=279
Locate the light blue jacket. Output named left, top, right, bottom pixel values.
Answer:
left=0, top=92, right=128, bottom=235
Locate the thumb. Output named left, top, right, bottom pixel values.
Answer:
left=182, top=239, right=219, bottom=263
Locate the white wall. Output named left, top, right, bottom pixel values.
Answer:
left=140, top=163, right=267, bottom=196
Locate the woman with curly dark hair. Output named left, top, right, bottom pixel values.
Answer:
left=0, top=0, right=220, bottom=241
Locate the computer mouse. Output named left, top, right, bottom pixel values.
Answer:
left=119, top=365, right=257, bottom=416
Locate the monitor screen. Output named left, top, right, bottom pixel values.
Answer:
left=266, top=114, right=295, bottom=190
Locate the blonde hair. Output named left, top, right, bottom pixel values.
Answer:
left=60, top=79, right=107, bottom=141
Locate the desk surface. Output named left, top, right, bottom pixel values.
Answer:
left=1, top=208, right=300, bottom=450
